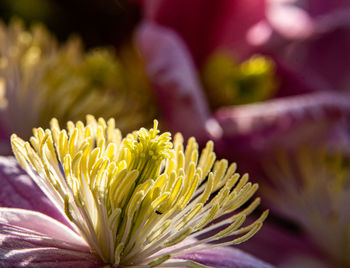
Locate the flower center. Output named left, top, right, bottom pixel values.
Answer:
left=11, top=116, right=268, bottom=267
left=202, top=52, right=277, bottom=109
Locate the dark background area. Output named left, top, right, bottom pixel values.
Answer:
left=0, top=0, right=141, bottom=48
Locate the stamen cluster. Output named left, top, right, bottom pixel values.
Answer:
left=0, top=19, right=155, bottom=141
left=11, top=116, right=267, bottom=267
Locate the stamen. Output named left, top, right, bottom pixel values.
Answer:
left=11, top=115, right=267, bottom=267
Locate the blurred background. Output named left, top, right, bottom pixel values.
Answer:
left=0, top=0, right=141, bottom=48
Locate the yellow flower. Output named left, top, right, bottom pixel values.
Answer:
left=0, top=19, right=155, bottom=142
left=11, top=116, right=268, bottom=267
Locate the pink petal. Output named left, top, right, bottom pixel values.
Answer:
left=213, top=92, right=350, bottom=175
left=135, top=21, right=213, bottom=141
left=216, top=92, right=350, bottom=146
left=271, top=58, right=326, bottom=97
left=267, top=4, right=314, bottom=39
left=247, top=21, right=274, bottom=47
left=142, top=0, right=266, bottom=65
left=176, top=246, right=274, bottom=268
left=301, top=0, right=350, bottom=17
left=259, top=1, right=350, bottom=92
left=0, top=156, right=69, bottom=225
left=0, top=208, right=101, bottom=267
left=216, top=92, right=350, bottom=136
left=285, top=21, right=350, bottom=92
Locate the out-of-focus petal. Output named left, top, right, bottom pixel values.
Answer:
left=135, top=21, right=215, bottom=141
left=258, top=0, right=350, bottom=92
left=298, top=0, right=350, bottom=17
left=270, top=58, right=325, bottom=97
left=216, top=92, right=350, bottom=144
left=214, top=92, right=350, bottom=174
left=142, top=0, right=266, bottom=65
left=0, top=156, right=68, bottom=225
left=175, top=246, right=274, bottom=268
left=0, top=208, right=101, bottom=267
left=267, top=3, right=314, bottom=39
left=262, top=0, right=350, bottom=41
left=285, top=23, right=350, bottom=92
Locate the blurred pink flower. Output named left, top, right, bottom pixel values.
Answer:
left=135, top=21, right=350, bottom=176
left=138, top=0, right=350, bottom=94
left=134, top=14, right=350, bottom=267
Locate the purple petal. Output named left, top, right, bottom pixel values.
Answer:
left=0, top=208, right=101, bottom=267
left=0, top=156, right=68, bottom=225
left=135, top=21, right=215, bottom=142
left=176, top=246, right=274, bottom=268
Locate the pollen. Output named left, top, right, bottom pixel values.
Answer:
left=11, top=116, right=268, bottom=267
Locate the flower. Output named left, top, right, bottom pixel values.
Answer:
left=5, top=115, right=272, bottom=267
left=135, top=21, right=350, bottom=167
left=0, top=19, right=156, bottom=154
left=137, top=0, right=350, bottom=110
left=134, top=3, right=350, bottom=182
